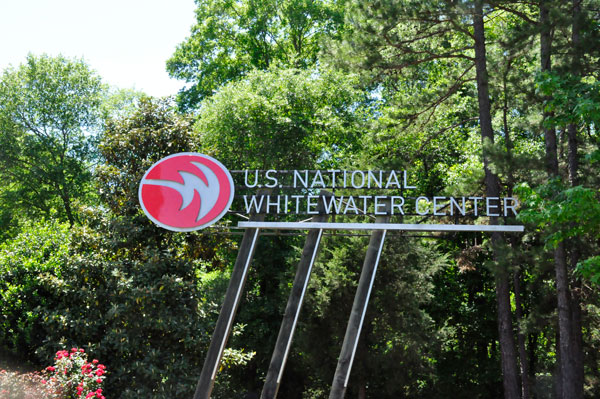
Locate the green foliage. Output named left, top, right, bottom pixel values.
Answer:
left=196, top=67, right=367, bottom=169
left=167, top=0, right=345, bottom=109
left=443, top=131, right=485, bottom=194
left=517, top=181, right=600, bottom=287
left=0, top=220, right=71, bottom=360
left=516, top=181, right=600, bottom=247
left=99, top=87, right=145, bottom=122
left=576, top=256, right=600, bottom=286
left=324, top=0, right=491, bottom=196
left=0, top=96, right=251, bottom=398
left=294, top=235, right=448, bottom=397
left=94, top=97, right=247, bottom=397
left=536, top=71, right=600, bottom=127
left=97, top=95, right=233, bottom=268
left=2, top=0, right=600, bottom=397
left=97, top=96, right=193, bottom=218
left=427, top=261, right=504, bottom=397
left=0, top=54, right=105, bottom=226
left=325, top=1, right=600, bottom=397
left=0, top=212, right=252, bottom=399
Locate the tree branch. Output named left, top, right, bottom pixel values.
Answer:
left=488, top=1, right=537, bottom=24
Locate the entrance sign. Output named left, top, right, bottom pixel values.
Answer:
left=137, top=154, right=525, bottom=399
left=139, top=153, right=234, bottom=231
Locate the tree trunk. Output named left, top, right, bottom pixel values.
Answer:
left=567, top=124, right=578, bottom=187
left=568, top=0, right=581, bottom=188
left=472, top=3, right=520, bottom=398
left=514, top=270, right=531, bottom=399
left=540, top=3, right=559, bottom=176
left=504, top=59, right=531, bottom=399
left=539, top=2, right=581, bottom=397
left=529, top=333, right=537, bottom=391
left=568, top=0, right=585, bottom=394
left=554, top=247, right=579, bottom=399
left=61, top=191, right=75, bottom=226
left=555, top=331, right=563, bottom=399
left=357, top=381, right=366, bottom=399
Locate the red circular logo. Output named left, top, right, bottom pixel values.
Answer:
left=139, top=153, right=234, bottom=231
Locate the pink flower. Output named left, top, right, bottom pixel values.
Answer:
left=96, top=378, right=102, bottom=383
left=46, top=366, right=56, bottom=372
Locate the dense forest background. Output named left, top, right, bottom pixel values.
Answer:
left=1, top=1, right=600, bottom=398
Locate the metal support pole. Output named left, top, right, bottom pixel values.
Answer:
left=261, top=192, right=332, bottom=399
left=193, top=192, right=269, bottom=399
left=328, top=209, right=390, bottom=399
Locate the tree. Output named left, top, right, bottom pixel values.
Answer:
left=472, top=2, right=521, bottom=397
left=0, top=54, right=104, bottom=226
left=97, top=96, right=193, bottom=220
left=298, top=234, right=446, bottom=398
left=166, top=0, right=346, bottom=109
left=195, top=67, right=367, bottom=170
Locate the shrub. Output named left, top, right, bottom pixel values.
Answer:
left=0, top=215, right=252, bottom=398
left=0, top=220, right=71, bottom=359
left=0, top=348, right=106, bottom=399
left=45, top=348, right=106, bottom=399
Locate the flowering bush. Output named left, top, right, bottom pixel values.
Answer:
left=0, top=217, right=234, bottom=398
left=0, top=348, right=106, bottom=399
left=45, top=348, right=106, bottom=399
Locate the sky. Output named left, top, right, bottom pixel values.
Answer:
left=0, top=0, right=197, bottom=97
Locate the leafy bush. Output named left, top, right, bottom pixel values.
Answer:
left=0, top=220, right=71, bottom=359
left=0, top=214, right=253, bottom=398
